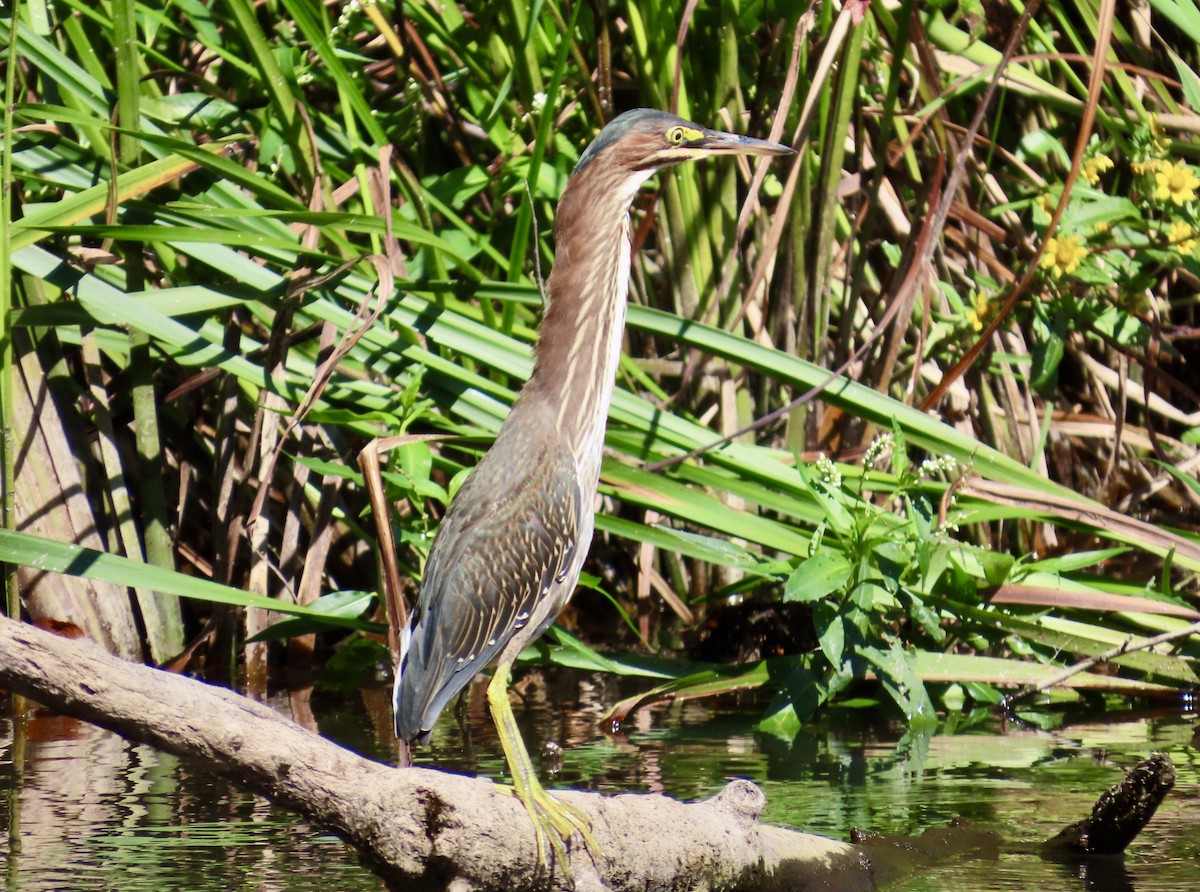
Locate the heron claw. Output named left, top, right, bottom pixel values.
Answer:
left=500, top=780, right=602, bottom=881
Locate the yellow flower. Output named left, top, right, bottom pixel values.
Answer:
left=1083, top=155, right=1113, bottom=185
left=1149, top=114, right=1168, bottom=152
left=965, top=292, right=994, bottom=331
left=1132, top=158, right=1162, bottom=175
left=1036, top=193, right=1057, bottom=216
left=1092, top=220, right=1111, bottom=235
left=1154, top=160, right=1200, bottom=205
left=1040, top=234, right=1087, bottom=278
left=1167, top=220, right=1197, bottom=254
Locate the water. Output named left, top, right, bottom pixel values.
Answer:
left=0, top=709, right=382, bottom=892
left=2, top=671, right=1197, bottom=891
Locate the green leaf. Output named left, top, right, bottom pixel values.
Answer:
left=904, top=592, right=946, bottom=644
left=0, top=529, right=383, bottom=632
left=141, top=93, right=241, bottom=127
left=1060, top=195, right=1139, bottom=232
left=597, top=516, right=779, bottom=575
left=871, top=540, right=908, bottom=593
left=1025, top=547, right=1128, bottom=575
left=784, top=550, right=852, bottom=603
left=910, top=650, right=1181, bottom=693
left=531, top=626, right=682, bottom=678
left=1030, top=313, right=1065, bottom=393
left=1091, top=306, right=1148, bottom=349
left=977, top=549, right=1015, bottom=586
left=941, top=683, right=966, bottom=712
left=12, top=246, right=294, bottom=395
left=796, top=466, right=854, bottom=537
left=1153, top=461, right=1200, bottom=499
left=922, top=542, right=951, bottom=590
left=962, top=681, right=1004, bottom=704
left=760, top=659, right=826, bottom=735
left=850, top=580, right=893, bottom=612
left=757, top=699, right=802, bottom=738
left=604, top=659, right=777, bottom=727
left=1019, top=130, right=1072, bottom=164
left=291, top=455, right=364, bottom=483
left=1147, top=0, right=1200, bottom=43
left=859, top=642, right=937, bottom=727
left=891, top=424, right=910, bottom=478
left=814, top=601, right=845, bottom=668
left=250, top=591, right=378, bottom=641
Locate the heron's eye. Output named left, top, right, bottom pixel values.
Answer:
left=666, top=126, right=686, bottom=145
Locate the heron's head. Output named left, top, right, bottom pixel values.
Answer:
left=574, top=108, right=794, bottom=177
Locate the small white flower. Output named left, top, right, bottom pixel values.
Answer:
left=814, top=453, right=842, bottom=488
left=333, top=0, right=366, bottom=37
left=918, top=454, right=958, bottom=478
left=863, top=433, right=894, bottom=470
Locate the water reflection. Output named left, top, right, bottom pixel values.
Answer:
left=1, top=704, right=383, bottom=892
left=2, top=668, right=1197, bottom=892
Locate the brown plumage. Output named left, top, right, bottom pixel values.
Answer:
left=392, top=107, right=792, bottom=870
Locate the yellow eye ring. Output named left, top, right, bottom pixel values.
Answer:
left=666, top=126, right=686, bottom=145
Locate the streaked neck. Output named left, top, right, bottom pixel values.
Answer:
left=520, top=164, right=653, bottom=467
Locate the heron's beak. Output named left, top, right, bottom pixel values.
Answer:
left=697, top=128, right=795, bottom=157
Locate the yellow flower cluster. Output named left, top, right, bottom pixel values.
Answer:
left=1155, top=160, right=1200, bottom=205
left=1149, top=114, right=1169, bottom=153
left=1130, top=116, right=1175, bottom=180
left=1083, top=155, right=1113, bottom=185
left=1040, top=234, right=1087, bottom=278
left=1167, top=220, right=1197, bottom=254
left=965, top=292, right=995, bottom=331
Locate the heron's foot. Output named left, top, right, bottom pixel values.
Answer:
left=500, top=779, right=601, bottom=880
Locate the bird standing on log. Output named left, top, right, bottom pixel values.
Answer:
left=393, top=108, right=793, bottom=875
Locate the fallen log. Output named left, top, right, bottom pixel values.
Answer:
left=0, top=613, right=883, bottom=891
left=0, top=613, right=1174, bottom=891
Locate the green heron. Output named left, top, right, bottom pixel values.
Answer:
left=394, top=108, right=793, bottom=872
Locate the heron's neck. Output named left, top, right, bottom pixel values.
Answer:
left=519, top=166, right=652, bottom=474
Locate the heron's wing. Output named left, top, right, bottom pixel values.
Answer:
left=394, top=433, right=581, bottom=741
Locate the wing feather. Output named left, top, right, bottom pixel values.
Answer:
left=394, top=429, right=581, bottom=743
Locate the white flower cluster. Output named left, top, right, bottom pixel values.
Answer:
left=862, top=433, right=893, bottom=471
left=333, top=0, right=374, bottom=38
left=918, top=455, right=958, bottom=478
left=814, top=453, right=842, bottom=489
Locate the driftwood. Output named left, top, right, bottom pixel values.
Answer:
left=0, top=613, right=886, bottom=891
left=0, top=612, right=1174, bottom=891
left=1041, top=752, right=1175, bottom=858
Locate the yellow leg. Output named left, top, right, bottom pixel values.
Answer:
left=487, top=663, right=601, bottom=878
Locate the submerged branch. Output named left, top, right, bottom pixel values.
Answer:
left=1041, top=753, right=1175, bottom=857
